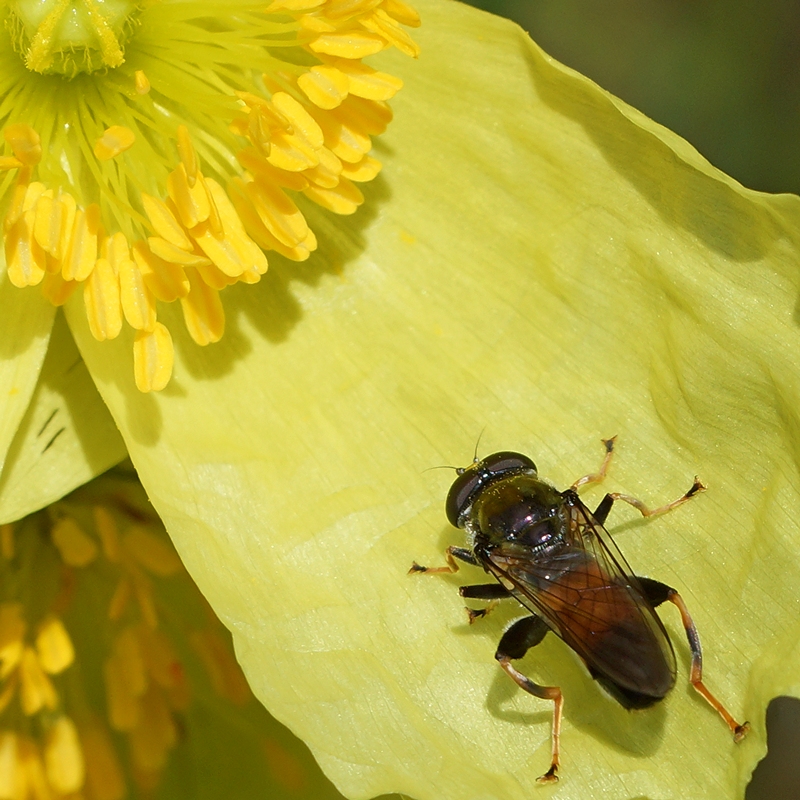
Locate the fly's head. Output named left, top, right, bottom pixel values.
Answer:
left=446, top=452, right=566, bottom=554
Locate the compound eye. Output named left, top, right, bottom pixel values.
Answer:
left=445, top=470, right=482, bottom=528
left=444, top=451, right=537, bottom=528
left=481, top=452, right=536, bottom=477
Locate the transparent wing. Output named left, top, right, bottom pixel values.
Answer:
left=484, top=493, right=676, bottom=697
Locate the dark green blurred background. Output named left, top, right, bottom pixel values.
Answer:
left=457, top=1, right=800, bottom=797
left=462, top=0, right=800, bottom=195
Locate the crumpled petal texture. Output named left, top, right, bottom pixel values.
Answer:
left=53, top=0, right=800, bottom=798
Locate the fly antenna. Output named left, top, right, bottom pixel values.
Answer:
left=473, top=427, right=487, bottom=464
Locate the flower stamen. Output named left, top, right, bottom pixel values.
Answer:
left=1, top=1, right=419, bottom=389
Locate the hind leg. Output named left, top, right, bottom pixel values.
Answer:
left=495, top=615, right=561, bottom=783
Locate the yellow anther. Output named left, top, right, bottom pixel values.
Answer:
left=176, top=125, right=198, bottom=186
left=131, top=571, right=158, bottom=628
left=41, top=273, right=78, bottom=306
left=243, top=177, right=310, bottom=248
left=0, top=524, right=13, bottom=560
left=138, top=626, right=182, bottom=690
left=333, top=58, right=403, bottom=100
left=204, top=176, right=224, bottom=237
left=115, top=627, right=148, bottom=695
left=167, top=164, right=210, bottom=228
left=191, top=630, right=251, bottom=705
left=304, top=147, right=344, bottom=189
left=134, top=69, right=151, bottom=95
left=359, top=8, right=420, bottom=57
left=141, top=193, right=193, bottom=251
left=124, top=527, right=182, bottom=576
left=267, top=0, right=325, bottom=9
left=62, top=204, right=100, bottom=282
left=33, top=191, right=62, bottom=257
left=131, top=241, right=190, bottom=302
left=84, top=257, right=123, bottom=341
left=44, top=717, right=85, bottom=793
left=340, top=153, right=381, bottom=182
left=196, top=263, right=235, bottom=291
left=104, top=658, right=141, bottom=731
left=108, top=577, right=131, bottom=621
left=309, top=30, right=385, bottom=58
left=180, top=268, right=225, bottom=345
left=237, top=148, right=309, bottom=191
left=93, top=506, right=121, bottom=562
left=81, top=720, right=126, bottom=800
left=51, top=516, right=99, bottom=567
left=119, top=256, right=157, bottom=331
left=94, top=126, right=136, bottom=161
left=4, top=124, right=42, bottom=167
left=129, top=686, right=177, bottom=772
left=0, top=733, right=19, bottom=797
left=5, top=208, right=46, bottom=288
left=0, top=156, right=23, bottom=170
left=0, top=603, right=25, bottom=679
left=133, top=324, right=174, bottom=393
left=272, top=89, right=325, bottom=146
left=104, top=627, right=147, bottom=731
left=297, top=65, right=350, bottom=110
left=35, top=616, right=75, bottom=674
left=299, top=14, right=337, bottom=33
left=304, top=176, right=363, bottom=214
left=147, top=237, right=210, bottom=267
left=19, top=646, right=58, bottom=715
left=382, top=0, right=421, bottom=25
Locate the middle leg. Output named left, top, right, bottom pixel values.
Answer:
left=459, top=582, right=512, bottom=623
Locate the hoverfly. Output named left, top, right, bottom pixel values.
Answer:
left=410, top=437, right=749, bottom=783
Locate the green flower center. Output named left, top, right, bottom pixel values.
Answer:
left=6, top=0, right=139, bottom=76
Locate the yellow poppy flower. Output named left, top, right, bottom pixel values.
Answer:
left=3, top=0, right=799, bottom=798
left=0, top=466, right=348, bottom=798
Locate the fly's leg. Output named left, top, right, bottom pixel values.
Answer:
left=408, top=546, right=477, bottom=575
left=495, top=615, right=561, bottom=783
left=592, top=477, right=706, bottom=525
left=570, top=436, right=617, bottom=491
left=570, top=437, right=706, bottom=523
left=460, top=583, right=512, bottom=623
left=637, top=577, right=750, bottom=742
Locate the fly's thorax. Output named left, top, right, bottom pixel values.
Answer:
left=468, top=474, right=567, bottom=553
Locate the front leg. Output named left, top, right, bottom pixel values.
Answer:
left=408, top=545, right=478, bottom=574
left=592, top=478, right=706, bottom=525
